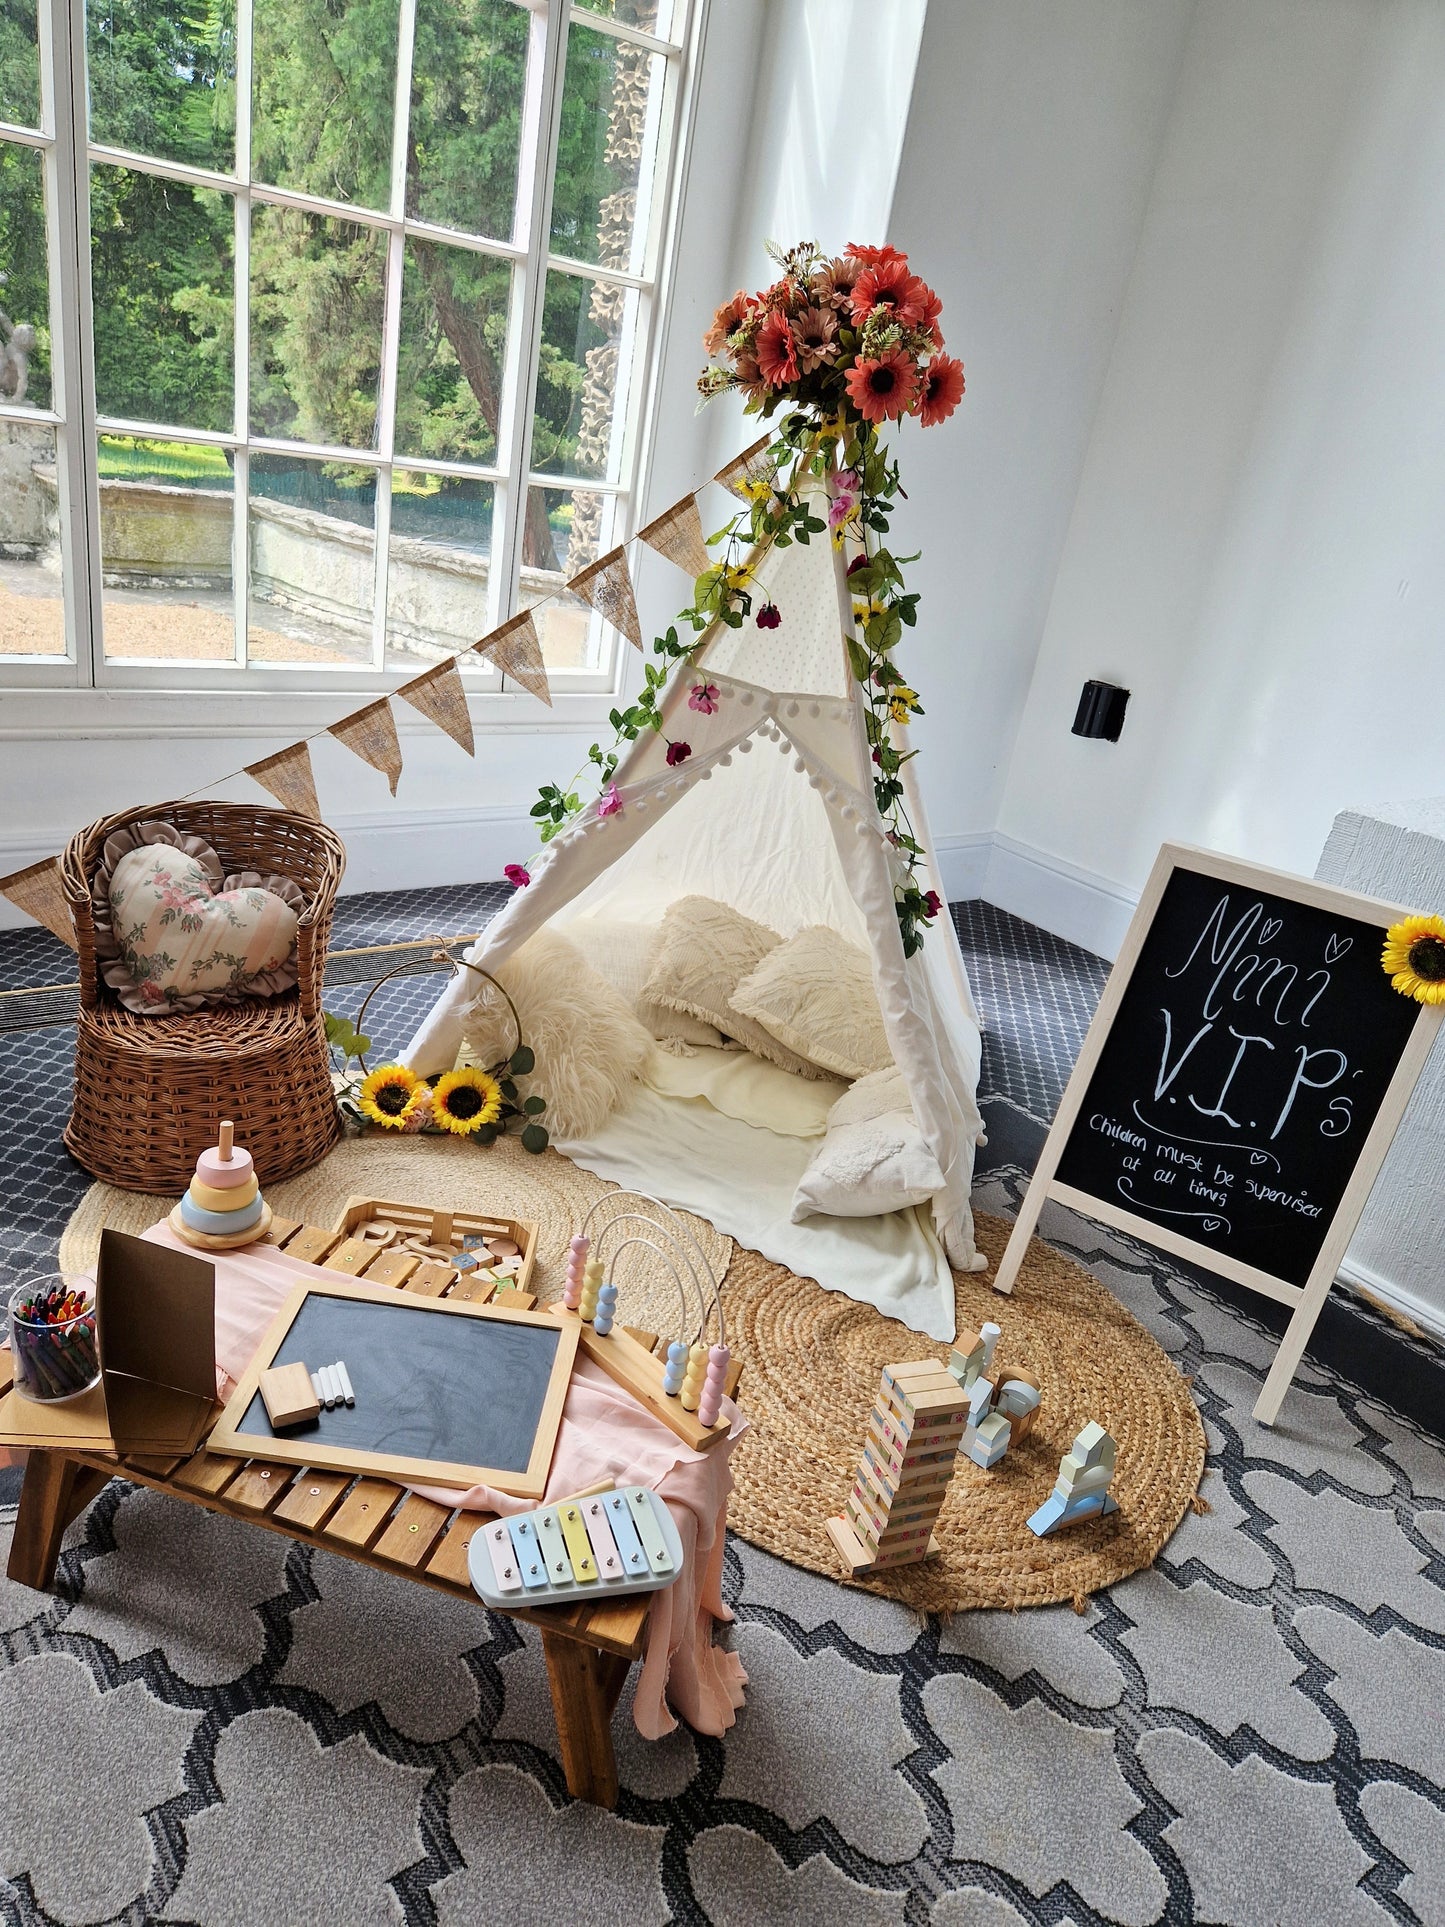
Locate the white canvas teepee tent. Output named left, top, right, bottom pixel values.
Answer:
left=406, top=478, right=986, bottom=1330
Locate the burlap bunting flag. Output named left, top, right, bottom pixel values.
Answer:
left=714, top=435, right=777, bottom=501
left=330, top=698, right=404, bottom=797
left=245, top=742, right=321, bottom=820
left=637, top=495, right=712, bottom=580
left=396, top=657, right=475, bottom=758
left=568, top=545, right=643, bottom=650
left=473, top=611, right=552, bottom=707
left=0, top=855, right=76, bottom=948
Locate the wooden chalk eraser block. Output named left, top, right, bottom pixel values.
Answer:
left=259, top=1361, right=320, bottom=1429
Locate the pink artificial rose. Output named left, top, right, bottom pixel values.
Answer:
left=597, top=783, right=623, bottom=817
left=689, top=682, right=720, bottom=714
left=666, top=740, right=692, bottom=768
left=503, top=863, right=531, bottom=888
left=827, top=473, right=860, bottom=528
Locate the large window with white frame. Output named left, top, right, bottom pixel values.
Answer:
left=0, top=0, right=689, bottom=692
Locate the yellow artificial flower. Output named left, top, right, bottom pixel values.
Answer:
left=723, top=562, right=753, bottom=591
left=358, top=1063, right=427, bottom=1130
left=432, top=1066, right=505, bottom=1136
left=853, top=595, right=887, bottom=624
left=740, top=478, right=773, bottom=505
left=888, top=685, right=920, bottom=725
left=1381, top=915, right=1445, bottom=1005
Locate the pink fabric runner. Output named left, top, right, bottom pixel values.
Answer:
left=140, top=1220, right=747, bottom=1739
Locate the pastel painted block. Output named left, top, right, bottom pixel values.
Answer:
left=1072, top=1421, right=1116, bottom=1472
left=1055, top=1464, right=1114, bottom=1502
left=948, top=1329, right=987, bottom=1389
left=996, top=1379, right=1042, bottom=1420
left=967, top=1377, right=994, bottom=1426
left=979, top=1322, right=1001, bottom=1371
left=1027, top=1489, right=1119, bottom=1537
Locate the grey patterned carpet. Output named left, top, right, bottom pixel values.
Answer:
left=2, top=889, right=1443, bottom=1925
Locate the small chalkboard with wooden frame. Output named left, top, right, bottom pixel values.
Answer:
left=209, top=1276, right=580, bottom=1495
left=993, top=844, right=1443, bottom=1424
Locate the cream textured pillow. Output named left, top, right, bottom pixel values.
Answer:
left=790, top=1066, right=943, bottom=1221
left=568, top=918, right=724, bottom=1051
left=642, top=896, right=825, bottom=1079
left=730, top=923, right=891, bottom=1081
left=459, top=927, right=651, bottom=1139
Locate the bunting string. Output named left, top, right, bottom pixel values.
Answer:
left=0, top=436, right=772, bottom=934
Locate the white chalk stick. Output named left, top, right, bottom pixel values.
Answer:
left=336, top=1360, right=355, bottom=1406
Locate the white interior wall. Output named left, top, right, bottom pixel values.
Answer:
left=991, top=0, right=1445, bottom=956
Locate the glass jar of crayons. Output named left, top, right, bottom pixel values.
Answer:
left=8, top=1274, right=101, bottom=1402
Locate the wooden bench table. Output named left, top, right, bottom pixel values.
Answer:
left=0, top=1217, right=662, bottom=1810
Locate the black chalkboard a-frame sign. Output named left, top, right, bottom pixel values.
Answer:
left=993, top=845, right=1443, bottom=1425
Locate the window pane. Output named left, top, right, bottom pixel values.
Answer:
left=0, top=141, right=50, bottom=410
left=249, top=206, right=384, bottom=449
left=0, top=420, right=64, bottom=657
left=251, top=0, right=399, bottom=214
left=249, top=452, right=375, bottom=664
left=521, top=482, right=619, bottom=670
left=550, top=24, right=665, bottom=276
left=532, top=267, right=639, bottom=482
left=572, top=1, right=674, bottom=40
left=91, top=165, right=234, bottom=432
left=97, top=435, right=236, bottom=661
left=87, top=0, right=237, bottom=174
left=0, top=0, right=40, bottom=128
left=394, top=241, right=509, bottom=466
left=407, top=0, right=527, bottom=242
left=385, top=471, right=493, bottom=668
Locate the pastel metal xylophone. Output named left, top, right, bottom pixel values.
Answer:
left=468, top=1485, right=684, bottom=1610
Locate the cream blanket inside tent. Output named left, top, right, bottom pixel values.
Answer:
left=406, top=479, right=985, bottom=1341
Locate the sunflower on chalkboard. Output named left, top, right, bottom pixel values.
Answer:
left=1382, top=915, right=1445, bottom=1005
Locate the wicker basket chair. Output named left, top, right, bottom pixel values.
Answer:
left=62, top=801, right=346, bottom=1192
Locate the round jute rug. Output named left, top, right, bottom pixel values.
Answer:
left=60, top=1140, right=1204, bottom=1615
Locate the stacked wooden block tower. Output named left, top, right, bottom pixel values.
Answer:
left=825, top=1359, right=970, bottom=1573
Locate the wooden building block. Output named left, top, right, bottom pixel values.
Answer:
left=447, top=1272, right=497, bottom=1305
left=259, top=1361, right=321, bottom=1429
left=492, top=1286, right=537, bottom=1311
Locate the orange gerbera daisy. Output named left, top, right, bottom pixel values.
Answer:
left=918, top=353, right=965, bottom=426
left=703, top=289, right=751, bottom=357
left=845, top=347, right=920, bottom=424
left=850, top=257, right=928, bottom=327
left=846, top=242, right=909, bottom=271
left=790, top=305, right=839, bottom=371
left=756, top=308, right=798, bottom=387
left=913, top=281, right=945, bottom=347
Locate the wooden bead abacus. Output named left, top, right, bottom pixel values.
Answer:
left=547, top=1192, right=734, bottom=1453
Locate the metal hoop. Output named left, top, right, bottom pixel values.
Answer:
left=581, top=1190, right=725, bottom=1346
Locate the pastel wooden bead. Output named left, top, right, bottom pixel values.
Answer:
left=698, top=1344, right=731, bottom=1428
left=593, top=1282, right=618, bottom=1337
left=662, top=1341, right=688, bottom=1396
left=579, top=1259, right=603, bottom=1322
left=187, top=1171, right=259, bottom=1214
left=679, top=1342, right=707, bottom=1412
left=180, top=1190, right=264, bottom=1236
left=194, top=1144, right=254, bottom=1187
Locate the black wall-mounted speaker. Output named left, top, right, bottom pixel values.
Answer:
left=1072, top=681, right=1130, bottom=742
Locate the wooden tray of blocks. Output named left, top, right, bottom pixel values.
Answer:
left=256, top=1200, right=539, bottom=1309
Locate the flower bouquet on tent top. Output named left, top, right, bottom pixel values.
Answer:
left=523, top=238, right=964, bottom=958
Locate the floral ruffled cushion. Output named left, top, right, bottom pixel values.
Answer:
left=91, top=820, right=304, bottom=1013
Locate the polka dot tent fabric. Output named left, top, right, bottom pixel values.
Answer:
left=61, top=1144, right=1204, bottom=1615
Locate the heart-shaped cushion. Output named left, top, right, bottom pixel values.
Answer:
left=105, top=845, right=300, bottom=1013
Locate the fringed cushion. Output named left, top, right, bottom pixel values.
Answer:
left=642, top=896, right=826, bottom=1079
left=730, top=923, right=891, bottom=1081
left=92, top=819, right=303, bottom=1013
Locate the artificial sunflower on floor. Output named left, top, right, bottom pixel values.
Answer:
left=1381, top=914, right=1445, bottom=1005
left=431, top=1066, right=505, bottom=1136
left=358, top=1063, right=427, bottom=1130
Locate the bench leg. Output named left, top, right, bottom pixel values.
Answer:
left=540, top=1630, right=630, bottom=1809
left=8, top=1454, right=111, bottom=1590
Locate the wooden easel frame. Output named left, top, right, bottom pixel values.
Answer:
left=209, top=1276, right=580, bottom=1495
left=992, top=843, right=1443, bottom=1425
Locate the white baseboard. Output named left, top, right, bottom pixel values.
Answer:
left=931, top=832, right=992, bottom=902
left=982, top=832, right=1138, bottom=960
left=1337, top=1253, right=1445, bottom=1347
